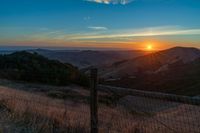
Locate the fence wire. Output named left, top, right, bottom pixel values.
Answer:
left=0, top=79, right=199, bottom=133
left=98, top=85, right=200, bottom=133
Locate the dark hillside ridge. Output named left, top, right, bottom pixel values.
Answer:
left=103, top=57, right=200, bottom=96
left=1, top=49, right=150, bottom=68
left=0, top=51, right=89, bottom=86
left=102, top=47, right=200, bottom=96
left=32, top=49, right=149, bottom=68
left=100, top=47, right=200, bottom=79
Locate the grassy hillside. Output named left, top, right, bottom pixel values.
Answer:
left=0, top=80, right=199, bottom=133
left=101, top=47, right=200, bottom=96
left=0, top=51, right=89, bottom=86
left=0, top=83, right=140, bottom=133
left=100, top=47, right=200, bottom=79
left=103, top=58, right=200, bottom=96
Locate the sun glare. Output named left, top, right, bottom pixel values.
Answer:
left=146, top=44, right=153, bottom=51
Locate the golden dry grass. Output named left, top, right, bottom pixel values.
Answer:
left=0, top=86, right=139, bottom=133
left=0, top=85, right=199, bottom=133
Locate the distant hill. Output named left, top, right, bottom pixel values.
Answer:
left=100, top=47, right=200, bottom=79
left=103, top=57, right=200, bottom=96
left=0, top=51, right=89, bottom=86
left=30, top=49, right=149, bottom=68
left=101, top=47, right=200, bottom=96
left=0, top=50, right=13, bottom=55
left=1, top=49, right=150, bottom=68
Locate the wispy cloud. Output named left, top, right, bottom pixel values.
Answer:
left=85, top=0, right=134, bottom=5
left=1, top=26, right=200, bottom=47
left=88, top=26, right=108, bottom=30
left=71, top=26, right=200, bottom=40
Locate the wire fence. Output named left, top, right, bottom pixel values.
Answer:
left=98, top=85, right=200, bottom=133
left=0, top=77, right=199, bottom=133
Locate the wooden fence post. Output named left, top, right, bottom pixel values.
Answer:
left=90, top=68, right=98, bottom=133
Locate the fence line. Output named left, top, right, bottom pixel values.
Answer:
left=0, top=80, right=200, bottom=132
left=98, top=84, right=200, bottom=133
left=98, top=84, right=200, bottom=106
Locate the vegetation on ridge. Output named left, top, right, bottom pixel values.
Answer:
left=0, top=51, right=89, bottom=86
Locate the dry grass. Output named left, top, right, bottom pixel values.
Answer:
left=0, top=84, right=199, bottom=133
left=0, top=86, right=139, bottom=133
left=118, top=95, right=200, bottom=133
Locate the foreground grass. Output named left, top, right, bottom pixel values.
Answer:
left=0, top=86, right=138, bottom=133
left=1, top=81, right=199, bottom=133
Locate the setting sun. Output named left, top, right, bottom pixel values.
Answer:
left=146, top=44, right=153, bottom=51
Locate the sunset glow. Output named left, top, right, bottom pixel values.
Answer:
left=146, top=44, right=153, bottom=51
left=0, top=0, right=200, bottom=50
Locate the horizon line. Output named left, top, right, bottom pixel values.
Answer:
left=0, top=45, right=199, bottom=51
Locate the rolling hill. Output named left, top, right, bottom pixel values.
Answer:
left=100, top=47, right=200, bottom=79
left=0, top=51, right=89, bottom=86
left=101, top=47, right=200, bottom=96
left=1, top=49, right=150, bottom=68
left=29, top=49, right=149, bottom=68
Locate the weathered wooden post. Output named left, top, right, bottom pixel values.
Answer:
left=90, top=68, right=98, bottom=133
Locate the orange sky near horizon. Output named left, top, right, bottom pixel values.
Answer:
left=1, top=39, right=199, bottom=51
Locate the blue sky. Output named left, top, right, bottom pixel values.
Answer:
left=0, top=0, right=200, bottom=50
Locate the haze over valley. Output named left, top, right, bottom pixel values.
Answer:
left=1, top=46, right=200, bottom=96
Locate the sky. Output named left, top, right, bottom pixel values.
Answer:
left=0, top=0, right=200, bottom=50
